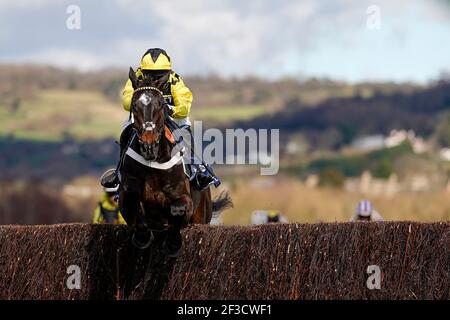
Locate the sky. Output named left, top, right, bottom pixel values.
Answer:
left=0, top=0, right=449, bottom=83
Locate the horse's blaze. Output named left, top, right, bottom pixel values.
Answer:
left=140, top=132, right=159, bottom=144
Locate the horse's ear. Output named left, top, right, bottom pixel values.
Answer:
left=129, top=67, right=138, bottom=89
left=154, top=72, right=170, bottom=92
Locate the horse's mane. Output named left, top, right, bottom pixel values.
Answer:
left=139, top=72, right=170, bottom=92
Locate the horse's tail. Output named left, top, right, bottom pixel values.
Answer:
left=212, top=191, right=233, bottom=218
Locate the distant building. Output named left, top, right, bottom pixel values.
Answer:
left=351, top=135, right=385, bottom=151
left=384, top=129, right=412, bottom=148
left=345, top=170, right=445, bottom=194
left=384, top=129, right=427, bottom=153
left=440, top=148, right=450, bottom=161
left=286, top=136, right=308, bottom=155
left=412, top=137, right=427, bottom=154
left=351, top=130, right=428, bottom=153
left=305, top=174, right=319, bottom=188
left=345, top=171, right=398, bottom=196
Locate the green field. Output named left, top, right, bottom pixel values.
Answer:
left=0, top=90, right=124, bottom=141
left=191, top=104, right=265, bottom=122
left=0, top=90, right=263, bottom=142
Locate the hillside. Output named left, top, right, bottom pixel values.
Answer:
left=0, top=64, right=425, bottom=141
left=0, top=89, right=266, bottom=141
left=0, top=222, right=448, bottom=299
left=233, top=80, right=450, bottom=149
left=0, top=90, right=124, bottom=141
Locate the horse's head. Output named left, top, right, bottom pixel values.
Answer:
left=129, top=67, right=169, bottom=161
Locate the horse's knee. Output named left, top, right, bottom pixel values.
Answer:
left=119, top=184, right=142, bottom=226
left=121, top=189, right=141, bottom=210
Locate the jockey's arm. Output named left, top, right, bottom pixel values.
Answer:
left=170, top=73, right=193, bottom=119
left=122, top=71, right=193, bottom=118
left=122, top=68, right=144, bottom=111
left=122, top=78, right=134, bottom=112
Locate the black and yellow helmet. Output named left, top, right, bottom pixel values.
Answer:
left=140, top=48, right=172, bottom=71
left=268, top=210, right=280, bottom=218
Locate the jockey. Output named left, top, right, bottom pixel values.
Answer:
left=93, top=186, right=126, bottom=224
left=267, top=210, right=281, bottom=223
left=350, top=199, right=384, bottom=222
left=101, top=48, right=220, bottom=191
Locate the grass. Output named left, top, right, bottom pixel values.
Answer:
left=191, top=105, right=265, bottom=122
left=218, top=176, right=450, bottom=225
left=0, top=90, right=128, bottom=141
left=4, top=174, right=449, bottom=225
left=0, top=90, right=266, bottom=142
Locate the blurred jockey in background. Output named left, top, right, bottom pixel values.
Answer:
left=93, top=186, right=126, bottom=225
left=101, top=48, right=220, bottom=192
left=267, top=210, right=281, bottom=223
left=251, top=210, right=288, bottom=225
left=350, top=199, right=384, bottom=222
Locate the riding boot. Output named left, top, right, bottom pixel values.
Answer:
left=192, top=163, right=221, bottom=190
left=166, top=117, right=221, bottom=190
left=100, top=169, right=120, bottom=189
left=100, top=124, right=134, bottom=189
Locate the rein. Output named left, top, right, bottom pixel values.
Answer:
left=127, top=85, right=180, bottom=171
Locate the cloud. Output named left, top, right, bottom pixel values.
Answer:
left=17, top=48, right=103, bottom=71
left=117, top=0, right=347, bottom=75
left=0, top=0, right=53, bottom=9
left=0, top=0, right=449, bottom=82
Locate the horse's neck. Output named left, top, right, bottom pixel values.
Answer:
left=158, top=135, right=173, bottom=162
left=130, top=131, right=172, bottom=163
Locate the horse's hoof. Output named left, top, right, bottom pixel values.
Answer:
left=132, top=229, right=154, bottom=249
left=162, top=233, right=182, bottom=258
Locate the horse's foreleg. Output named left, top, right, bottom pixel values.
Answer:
left=163, top=194, right=193, bottom=257
left=122, top=182, right=157, bottom=249
left=169, top=194, right=193, bottom=227
left=119, top=181, right=142, bottom=228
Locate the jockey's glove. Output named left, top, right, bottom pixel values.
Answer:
left=165, top=104, right=175, bottom=116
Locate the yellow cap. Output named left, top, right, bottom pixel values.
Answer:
left=140, top=48, right=172, bottom=70
left=268, top=210, right=280, bottom=218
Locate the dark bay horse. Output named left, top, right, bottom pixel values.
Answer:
left=119, top=67, right=232, bottom=256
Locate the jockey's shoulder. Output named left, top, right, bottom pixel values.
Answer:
left=169, top=71, right=182, bottom=84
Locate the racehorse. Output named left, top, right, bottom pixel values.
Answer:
left=118, top=67, right=232, bottom=256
